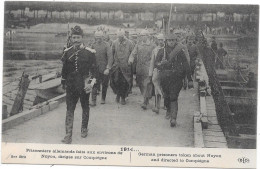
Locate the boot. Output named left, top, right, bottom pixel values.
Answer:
left=81, top=128, right=88, bottom=138
left=164, top=98, right=170, bottom=119
left=165, top=108, right=171, bottom=119
left=152, top=95, right=161, bottom=114
left=62, top=111, right=73, bottom=144
left=116, top=94, right=120, bottom=103
left=61, top=135, right=72, bottom=144
left=100, top=98, right=105, bottom=104
left=141, top=98, right=148, bottom=110
left=121, top=96, right=126, bottom=105
left=90, top=100, right=96, bottom=107
left=170, top=101, right=178, bottom=127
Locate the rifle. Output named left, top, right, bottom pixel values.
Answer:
left=66, top=22, right=72, bottom=48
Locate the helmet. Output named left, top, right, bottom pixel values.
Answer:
left=165, top=33, right=178, bottom=40
left=156, top=33, right=164, bottom=40
left=94, top=30, right=104, bottom=37
left=117, top=29, right=125, bottom=37
left=140, top=29, right=150, bottom=36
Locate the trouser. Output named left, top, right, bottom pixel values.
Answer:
left=117, top=69, right=129, bottom=99
left=161, top=74, right=183, bottom=119
left=65, top=88, right=90, bottom=137
left=92, top=72, right=109, bottom=101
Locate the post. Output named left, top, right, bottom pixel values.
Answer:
left=10, top=73, right=30, bottom=116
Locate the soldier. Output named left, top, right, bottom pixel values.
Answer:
left=110, top=29, right=134, bottom=105
left=128, top=29, right=157, bottom=110
left=125, top=30, right=135, bottom=94
left=186, top=35, right=199, bottom=76
left=90, top=31, right=113, bottom=106
left=104, top=34, right=113, bottom=47
left=149, top=33, right=164, bottom=114
left=155, top=34, right=193, bottom=127
left=61, top=25, right=97, bottom=144
left=211, top=36, right=218, bottom=53
left=216, top=42, right=227, bottom=69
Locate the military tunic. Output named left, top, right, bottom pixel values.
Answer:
left=129, top=41, right=156, bottom=97
left=155, top=43, right=192, bottom=102
left=61, top=44, right=96, bottom=137
left=187, top=43, right=199, bottom=75
left=149, top=46, right=163, bottom=96
left=91, top=41, right=113, bottom=101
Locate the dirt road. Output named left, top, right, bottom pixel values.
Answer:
left=2, top=86, right=199, bottom=147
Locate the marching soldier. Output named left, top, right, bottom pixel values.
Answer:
left=61, top=25, right=97, bottom=144
left=104, top=34, right=113, bottom=47
left=155, top=34, right=193, bottom=127
left=128, top=29, right=157, bottom=110
left=90, top=31, right=113, bottom=106
left=186, top=35, right=199, bottom=76
left=149, top=33, right=164, bottom=114
left=110, top=29, right=134, bottom=105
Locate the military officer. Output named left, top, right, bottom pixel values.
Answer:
left=90, top=30, right=113, bottom=106
left=61, top=25, right=97, bottom=144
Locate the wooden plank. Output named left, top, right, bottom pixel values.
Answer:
left=2, top=97, right=14, bottom=105
left=2, top=100, right=13, bottom=106
left=194, top=116, right=205, bottom=148
left=221, top=86, right=256, bottom=91
left=29, top=77, right=61, bottom=90
left=208, top=116, right=218, bottom=121
left=203, top=131, right=225, bottom=137
left=200, top=96, right=207, bottom=116
left=204, top=135, right=227, bottom=143
left=204, top=141, right=227, bottom=148
left=204, top=128, right=223, bottom=132
left=228, top=134, right=256, bottom=140
left=207, top=125, right=222, bottom=130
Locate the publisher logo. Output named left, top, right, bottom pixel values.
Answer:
left=238, top=157, right=250, bottom=164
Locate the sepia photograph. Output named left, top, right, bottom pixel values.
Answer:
left=1, top=0, right=258, bottom=168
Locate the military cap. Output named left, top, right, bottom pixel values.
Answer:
left=165, top=33, right=178, bottom=40
left=117, top=29, right=125, bottom=37
left=156, top=33, right=165, bottom=40
left=71, top=25, right=83, bottom=36
left=140, top=29, right=150, bottom=36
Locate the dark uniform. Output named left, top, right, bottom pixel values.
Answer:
left=187, top=43, right=199, bottom=76
left=61, top=27, right=97, bottom=143
left=216, top=43, right=227, bottom=69
left=155, top=35, right=192, bottom=127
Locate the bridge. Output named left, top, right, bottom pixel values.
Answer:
left=2, top=58, right=228, bottom=148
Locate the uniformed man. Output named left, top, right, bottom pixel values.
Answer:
left=128, top=29, right=157, bottom=110
left=186, top=35, right=199, bottom=76
left=61, top=25, right=97, bottom=144
left=155, top=34, right=193, bottom=127
left=110, top=29, right=134, bottom=105
left=216, top=42, right=227, bottom=69
left=90, top=31, right=113, bottom=106
left=104, top=34, right=113, bottom=47
left=149, top=33, right=164, bottom=114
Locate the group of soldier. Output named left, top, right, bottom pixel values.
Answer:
left=60, top=25, right=199, bottom=144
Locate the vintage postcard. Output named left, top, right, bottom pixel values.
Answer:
left=1, top=0, right=258, bottom=168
